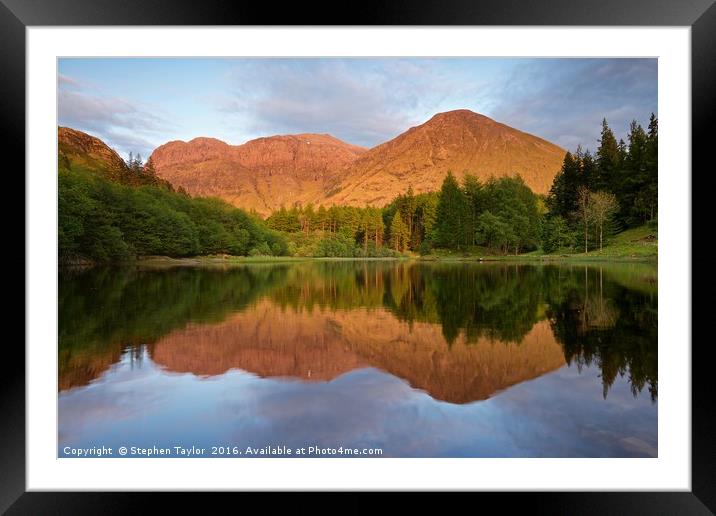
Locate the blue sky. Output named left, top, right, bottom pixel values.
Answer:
left=58, top=58, right=657, bottom=160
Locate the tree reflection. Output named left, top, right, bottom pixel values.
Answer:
left=59, top=261, right=657, bottom=401
left=544, top=266, right=657, bottom=401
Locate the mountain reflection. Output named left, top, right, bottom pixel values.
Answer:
left=59, top=261, right=657, bottom=402
left=148, top=305, right=564, bottom=403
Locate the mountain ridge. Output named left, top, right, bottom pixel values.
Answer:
left=58, top=126, right=170, bottom=188
left=60, top=110, right=567, bottom=215
left=149, top=131, right=367, bottom=214
left=327, top=109, right=566, bottom=207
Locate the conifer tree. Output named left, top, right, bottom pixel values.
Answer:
left=643, top=113, right=658, bottom=221
left=389, top=213, right=407, bottom=252
left=595, top=119, right=620, bottom=192
left=463, top=174, right=483, bottom=245
left=619, top=120, right=649, bottom=225
left=575, top=186, right=593, bottom=253
left=434, top=171, right=469, bottom=250
left=401, top=186, right=417, bottom=248
left=547, top=152, right=581, bottom=219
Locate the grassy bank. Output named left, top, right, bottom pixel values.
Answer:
left=418, top=224, right=657, bottom=263
left=125, top=255, right=408, bottom=267
left=68, top=224, right=656, bottom=268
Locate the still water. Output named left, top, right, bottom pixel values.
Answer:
left=59, top=261, right=657, bottom=458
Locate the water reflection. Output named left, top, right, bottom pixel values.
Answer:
left=60, top=262, right=657, bottom=401
left=59, top=261, right=657, bottom=457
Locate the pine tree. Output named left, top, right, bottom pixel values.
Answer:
left=547, top=152, right=582, bottom=219
left=575, top=186, right=593, bottom=253
left=643, top=113, right=658, bottom=221
left=317, top=205, right=327, bottom=232
left=145, top=157, right=157, bottom=176
left=389, top=213, right=407, bottom=252
left=462, top=174, right=482, bottom=245
left=372, top=208, right=384, bottom=247
left=434, top=171, right=470, bottom=249
left=619, top=120, right=649, bottom=225
left=361, top=209, right=371, bottom=253
left=595, top=119, right=620, bottom=192
left=401, top=186, right=417, bottom=249
left=580, top=150, right=597, bottom=191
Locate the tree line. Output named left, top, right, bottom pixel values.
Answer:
left=266, top=174, right=542, bottom=256
left=59, top=165, right=288, bottom=263
left=544, top=114, right=657, bottom=252
left=60, top=113, right=657, bottom=261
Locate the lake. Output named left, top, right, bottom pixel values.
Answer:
left=58, top=260, right=657, bottom=458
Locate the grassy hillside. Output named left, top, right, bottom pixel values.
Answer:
left=547, top=224, right=657, bottom=259
left=419, top=223, right=657, bottom=262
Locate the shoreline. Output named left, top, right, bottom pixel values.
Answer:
left=417, top=254, right=657, bottom=264
left=60, top=253, right=657, bottom=269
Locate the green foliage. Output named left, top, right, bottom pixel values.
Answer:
left=541, top=215, right=575, bottom=253
left=546, top=114, right=657, bottom=238
left=315, top=233, right=356, bottom=257
left=265, top=173, right=540, bottom=257
left=479, top=176, right=542, bottom=254
left=462, top=174, right=483, bottom=245
left=264, top=115, right=656, bottom=258
left=547, top=151, right=583, bottom=219
left=59, top=166, right=287, bottom=263
left=418, top=240, right=433, bottom=256
left=384, top=190, right=438, bottom=252
left=266, top=190, right=437, bottom=257
left=594, top=119, right=622, bottom=192
left=59, top=143, right=171, bottom=189
left=434, top=171, right=470, bottom=249
left=266, top=206, right=301, bottom=232
left=249, top=242, right=273, bottom=256
left=389, top=211, right=409, bottom=252
left=420, top=173, right=542, bottom=255
left=475, top=211, right=513, bottom=252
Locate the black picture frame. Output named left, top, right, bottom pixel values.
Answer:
left=3, top=0, right=709, bottom=512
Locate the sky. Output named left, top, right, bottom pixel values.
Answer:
left=58, top=58, right=657, bottom=160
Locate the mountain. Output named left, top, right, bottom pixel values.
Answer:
left=58, top=126, right=169, bottom=188
left=59, top=126, right=127, bottom=175
left=147, top=110, right=565, bottom=214
left=63, top=110, right=566, bottom=215
left=328, top=110, right=566, bottom=206
left=149, top=133, right=367, bottom=214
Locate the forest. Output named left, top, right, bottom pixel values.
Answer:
left=265, top=114, right=657, bottom=257
left=543, top=114, right=658, bottom=253
left=58, top=115, right=657, bottom=262
left=59, top=165, right=288, bottom=263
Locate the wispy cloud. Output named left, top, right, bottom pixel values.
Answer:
left=58, top=74, right=170, bottom=158
left=490, top=59, right=657, bottom=151
left=58, top=58, right=657, bottom=154
left=216, top=59, right=494, bottom=147
left=58, top=74, right=82, bottom=89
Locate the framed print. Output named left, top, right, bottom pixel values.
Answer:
left=4, top=0, right=712, bottom=512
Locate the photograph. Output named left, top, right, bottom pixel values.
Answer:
left=56, top=56, right=659, bottom=459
